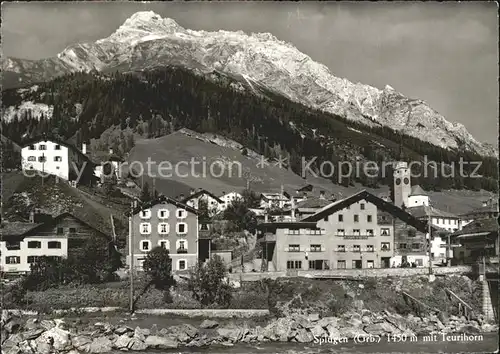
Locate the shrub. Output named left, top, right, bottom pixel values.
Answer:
left=142, top=247, right=175, bottom=291
left=188, top=255, right=232, bottom=308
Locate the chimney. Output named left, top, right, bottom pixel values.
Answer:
left=482, top=200, right=488, bottom=207
left=190, top=188, right=195, bottom=195
left=29, top=210, right=35, bottom=223
left=109, top=148, right=114, bottom=155
left=303, top=191, right=307, bottom=199
left=264, top=212, right=269, bottom=223
left=179, top=193, right=185, bottom=200
left=82, top=143, right=87, bottom=155
left=319, top=191, right=326, bottom=200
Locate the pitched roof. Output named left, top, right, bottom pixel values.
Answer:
left=20, top=134, right=90, bottom=162
left=181, top=190, right=223, bottom=203
left=409, top=185, right=428, bottom=197
left=406, top=205, right=458, bottom=219
left=131, top=195, right=198, bottom=216
left=460, top=203, right=499, bottom=217
left=451, top=218, right=498, bottom=237
left=257, top=221, right=319, bottom=232
left=295, top=197, right=332, bottom=210
left=0, top=222, right=41, bottom=237
left=302, top=190, right=435, bottom=233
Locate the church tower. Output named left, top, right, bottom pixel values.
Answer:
left=393, top=162, right=411, bottom=209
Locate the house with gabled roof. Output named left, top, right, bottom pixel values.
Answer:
left=0, top=211, right=113, bottom=274
left=20, top=134, right=95, bottom=184
left=181, top=189, right=224, bottom=216
left=257, top=189, right=439, bottom=272
left=128, top=195, right=200, bottom=272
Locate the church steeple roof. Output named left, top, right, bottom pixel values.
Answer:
left=409, top=185, right=428, bottom=197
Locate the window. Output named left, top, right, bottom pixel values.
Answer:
left=288, top=244, right=300, bottom=252
left=69, top=228, right=76, bottom=234
left=366, top=245, right=374, bottom=252
left=447, top=219, right=450, bottom=225
left=354, top=215, right=359, bottom=222
left=337, top=245, right=346, bottom=252
left=200, top=223, right=209, bottom=231
left=286, top=260, right=302, bottom=269
left=353, top=229, right=360, bottom=235
left=158, top=209, right=169, bottom=219
left=57, top=227, right=63, bottom=235
left=54, top=156, right=62, bottom=162
left=140, top=210, right=151, bottom=219
left=308, top=229, right=322, bottom=235
left=28, top=145, right=35, bottom=150
left=360, top=203, right=365, bottom=210
left=310, top=244, right=322, bottom=252
left=381, top=228, right=390, bottom=236
left=439, top=253, right=445, bottom=258
left=399, top=243, right=407, bottom=249
left=55, top=144, right=61, bottom=150
left=412, top=243, right=421, bottom=250
left=158, top=223, right=169, bottom=234
left=381, top=242, right=390, bottom=251
left=27, top=256, right=41, bottom=264
left=367, top=215, right=372, bottom=223
left=337, top=260, right=346, bottom=269
left=141, top=240, right=151, bottom=251
left=27, top=156, right=36, bottom=162
left=6, top=256, right=20, bottom=264
left=176, top=223, right=188, bottom=234
left=288, top=229, right=300, bottom=235
left=336, top=229, right=345, bottom=236
left=39, top=145, right=46, bottom=150
left=140, top=223, right=151, bottom=234
left=338, top=214, right=343, bottom=222
left=48, top=241, right=61, bottom=249
left=366, top=229, right=374, bottom=236
left=439, top=218, right=443, bottom=224
left=367, top=260, right=374, bottom=268
left=324, top=215, right=329, bottom=222
left=178, top=260, right=187, bottom=270
left=27, top=241, right=41, bottom=249
left=177, top=240, right=188, bottom=253
left=159, top=240, right=170, bottom=249
left=176, top=209, right=187, bottom=219
left=353, top=245, right=361, bottom=252
left=38, top=156, right=46, bottom=162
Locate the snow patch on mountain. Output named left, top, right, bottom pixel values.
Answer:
left=2, top=101, right=54, bottom=122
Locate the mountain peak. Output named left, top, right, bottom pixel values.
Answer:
left=111, top=11, right=184, bottom=41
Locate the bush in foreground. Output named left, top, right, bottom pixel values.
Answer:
left=188, top=255, right=232, bottom=308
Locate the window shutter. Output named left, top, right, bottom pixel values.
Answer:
left=284, top=247, right=289, bottom=252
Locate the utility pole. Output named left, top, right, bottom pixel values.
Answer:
left=128, top=202, right=134, bottom=313
left=428, top=207, right=433, bottom=276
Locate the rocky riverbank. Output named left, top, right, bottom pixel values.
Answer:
left=1, top=308, right=497, bottom=354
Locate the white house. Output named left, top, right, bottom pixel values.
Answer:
left=407, top=185, right=429, bottom=207
left=21, top=136, right=91, bottom=183
left=181, top=189, right=223, bottom=216
left=220, top=191, right=243, bottom=210
left=260, top=192, right=291, bottom=209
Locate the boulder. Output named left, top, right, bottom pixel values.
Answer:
left=362, top=316, right=371, bottom=325
left=150, top=324, right=158, bottom=335
left=307, top=313, right=320, bottom=322
left=200, top=319, right=219, bottom=329
left=317, top=317, right=338, bottom=328
left=3, top=319, right=21, bottom=334
left=133, top=326, right=150, bottom=341
left=21, top=329, right=44, bottom=341
left=17, top=340, right=35, bottom=354
left=72, top=335, right=93, bottom=351
left=114, top=326, right=133, bottom=335
left=23, top=319, right=41, bottom=331
left=216, top=328, right=241, bottom=343
left=145, top=335, right=178, bottom=349
left=325, top=324, right=341, bottom=338
left=167, top=324, right=198, bottom=343
left=113, top=334, right=133, bottom=350
left=364, top=322, right=398, bottom=336
left=88, top=337, right=114, bottom=353
left=457, top=324, right=481, bottom=334
left=39, top=320, right=56, bottom=331
left=294, top=328, right=314, bottom=343
left=35, top=327, right=72, bottom=351
left=128, top=337, right=148, bottom=351
left=309, top=324, right=325, bottom=338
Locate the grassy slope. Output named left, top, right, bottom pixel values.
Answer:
left=127, top=132, right=492, bottom=215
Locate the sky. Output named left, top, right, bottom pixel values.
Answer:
left=2, top=1, right=498, bottom=145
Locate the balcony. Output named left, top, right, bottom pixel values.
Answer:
left=5, top=244, right=21, bottom=251
left=342, top=235, right=369, bottom=240
left=177, top=248, right=188, bottom=254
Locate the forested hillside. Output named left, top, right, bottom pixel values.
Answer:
left=2, top=67, right=497, bottom=192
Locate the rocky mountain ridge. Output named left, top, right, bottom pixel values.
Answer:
left=2, top=11, right=497, bottom=157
